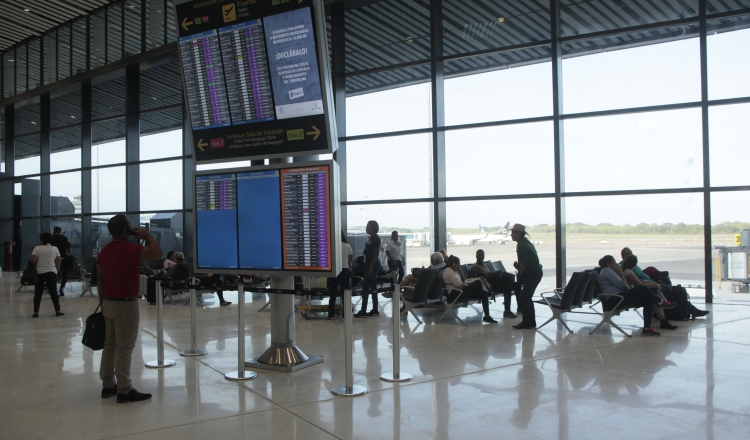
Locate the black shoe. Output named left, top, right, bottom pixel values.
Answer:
left=32, top=313, right=39, bottom=318
left=354, top=310, right=368, bottom=318
left=56, top=311, right=64, bottom=317
left=117, top=389, right=152, bottom=403
left=512, top=322, right=535, bottom=329
left=101, top=385, right=118, bottom=398
left=59, top=289, right=64, bottom=297
left=503, top=311, right=517, bottom=318
left=483, top=316, right=498, bottom=324
left=692, top=310, right=710, bottom=319
left=366, top=310, right=380, bottom=317
left=660, top=320, right=678, bottom=330
left=325, top=315, right=335, bottom=321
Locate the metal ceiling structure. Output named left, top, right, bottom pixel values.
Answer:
left=0, top=0, right=111, bottom=53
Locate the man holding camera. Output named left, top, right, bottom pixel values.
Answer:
left=97, top=214, right=162, bottom=403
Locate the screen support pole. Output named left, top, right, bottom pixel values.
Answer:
left=146, top=280, right=176, bottom=368
left=380, top=288, right=412, bottom=383
left=246, top=276, right=323, bottom=372
left=180, top=287, right=208, bottom=357
left=226, top=285, right=257, bottom=380
left=332, top=288, right=367, bottom=396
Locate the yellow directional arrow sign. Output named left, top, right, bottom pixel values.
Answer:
left=306, top=126, right=321, bottom=141
left=197, top=139, right=208, bottom=152
left=181, top=17, right=192, bottom=32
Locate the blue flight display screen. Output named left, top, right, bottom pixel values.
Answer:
left=195, top=174, right=239, bottom=268
left=236, top=170, right=282, bottom=269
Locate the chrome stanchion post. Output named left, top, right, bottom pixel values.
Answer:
left=381, top=288, right=412, bottom=383
left=226, top=285, right=257, bottom=381
left=146, top=280, right=176, bottom=368
left=180, top=287, right=207, bottom=357
left=332, top=288, right=367, bottom=396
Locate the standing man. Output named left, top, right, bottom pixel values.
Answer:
left=510, top=224, right=543, bottom=330
left=386, top=231, right=405, bottom=283
left=50, top=226, right=71, bottom=296
left=98, top=214, right=162, bottom=403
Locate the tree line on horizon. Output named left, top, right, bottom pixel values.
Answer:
left=367, top=222, right=750, bottom=235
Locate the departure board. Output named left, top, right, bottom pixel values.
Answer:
left=281, top=167, right=329, bottom=270
left=175, top=0, right=335, bottom=162
left=193, top=161, right=337, bottom=276
left=218, top=20, right=275, bottom=125
left=179, top=30, right=232, bottom=131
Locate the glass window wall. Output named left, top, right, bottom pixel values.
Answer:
left=708, top=19, right=750, bottom=101
left=140, top=160, right=183, bottom=211
left=709, top=103, right=750, bottom=187
left=50, top=171, right=82, bottom=215
left=92, top=166, right=126, bottom=213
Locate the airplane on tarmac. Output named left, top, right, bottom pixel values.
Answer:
left=447, top=223, right=512, bottom=246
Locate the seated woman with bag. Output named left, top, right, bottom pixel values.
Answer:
left=443, top=255, right=497, bottom=324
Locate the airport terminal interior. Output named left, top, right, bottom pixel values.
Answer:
left=2, top=1, right=750, bottom=439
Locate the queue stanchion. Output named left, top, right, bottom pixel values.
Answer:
left=180, top=287, right=207, bottom=357
left=331, top=288, right=367, bottom=396
left=146, top=280, right=176, bottom=368
left=381, top=287, right=413, bottom=383
left=225, top=285, right=257, bottom=381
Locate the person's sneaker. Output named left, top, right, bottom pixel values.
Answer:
left=483, top=316, right=498, bottom=324
left=116, top=389, right=152, bottom=403
left=693, top=310, right=710, bottom=318
left=642, top=327, right=661, bottom=336
left=59, top=289, right=65, bottom=297
left=220, top=301, right=232, bottom=306
left=56, top=311, right=64, bottom=316
left=366, top=310, right=380, bottom=317
left=503, top=310, right=517, bottom=318
left=354, top=310, right=368, bottom=318
left=382, top=292, right=393, bottom=298
left=325, top=315, right=335, bottom=321
left=101, top=385, right=118, bottom=398
left=32, top=313, right=39, bottom=318
left=657, top=300, right=677, bottom=309
left=660, top=320, right=678, bottom=330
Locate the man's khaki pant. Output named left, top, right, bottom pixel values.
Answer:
left=99, top=300, right=139, bottom=394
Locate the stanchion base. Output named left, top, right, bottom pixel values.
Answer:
left=145, top=359, right=176, bottom=369
left=179, top=349, right=208, bottom=357
left=245, top=354, right=323, bottom=373
left=331, top=385, right=368, bottom=397
left=380, top=372, right=414, bottom=383
left=224, top=370, right=258, bottom=381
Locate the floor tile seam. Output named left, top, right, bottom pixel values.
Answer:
left=97, top=407, right=285, bottom=440
left=682, top=335, right=750, bottom=347
left=280, top=408, right=346, bottom=440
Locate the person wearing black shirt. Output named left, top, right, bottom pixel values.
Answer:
left=355, top=220, right=382, bottom=318
left=50, top=226, right=72, bottom=296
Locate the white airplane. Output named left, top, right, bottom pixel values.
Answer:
left=447, top=223, right=511, bottom=246
left=475, top=222, right=512, bottom=245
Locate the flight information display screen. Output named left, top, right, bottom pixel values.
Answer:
left=175, top=0, right=333, bottom=163
left=194, top=162, right=334, bottom=274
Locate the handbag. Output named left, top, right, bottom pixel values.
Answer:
left=82, top=304, right=106, bottom=351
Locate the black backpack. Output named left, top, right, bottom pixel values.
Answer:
left=20, top=261, right=37, bottom=286
left=663, top=285, right=690, bottom=321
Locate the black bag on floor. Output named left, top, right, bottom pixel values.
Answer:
left=82, top=304, right=106, bottom=351
left=147, top=278, right=157, bottom=305
left=20, top=261, right=37, bottom=286
left=664, top=285, right=690, bottom=321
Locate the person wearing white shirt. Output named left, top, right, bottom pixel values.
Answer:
left=30, top=232, right=63, bottom=318
left=385, top=231, right=405, bottom=283
left=442, top=255, right=497, bottom=324
left=327, top=231, right=354, bottom=320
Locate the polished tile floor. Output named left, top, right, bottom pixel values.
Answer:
left=3, top=274, right=749, bottom=440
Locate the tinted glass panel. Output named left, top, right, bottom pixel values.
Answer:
left=44, top=32, right=57, bottom=85
left=140, top=128, right=182, bottom=161
left=92, top=166, right=126, bottom=213
left=561, top=0, right=698, bottom=37
left=140, top=160, right=183, bottom=211
left=15, top=134, right=40, bottom=176
left=146, top=0, right=166, bottom=50
left=141, top=60, right=183, bottom=110
left=92, top=76, right=126, bottom=120
left=2, top=49, right=14, bottom=99
left=72, top=18, right=88, bottom=75
left=564, top=109, right=703, bottom=192
left=50, top=171, right=82, bottom=215
left=15, top=102, right=41, bottom=136
left=90, top=10, right=107, bottom=69
left=28, top=38, right=41, bottom=90
left=108, top=4, right=124, bottom=63
left=51, top=126, right=82, bottom=172
left=125, top=0, right=143, bottom=57
left=709, top=103, right=750, bottom=187
left=708, top=18, right=750, bottom=100
left=51, top=89, right=82, bottom=128
left=58, top=24, right=72, bottom=80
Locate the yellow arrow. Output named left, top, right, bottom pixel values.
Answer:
left=306, top=126, right=321, bottom=141
left=181, top=17, right=192, bottom=32
left=197, top=139, right=208, bottom=151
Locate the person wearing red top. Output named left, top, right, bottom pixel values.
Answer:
left=97, top=214, right=162, bottom=403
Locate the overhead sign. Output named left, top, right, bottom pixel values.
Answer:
left=174, top=0, right=336, bottom=163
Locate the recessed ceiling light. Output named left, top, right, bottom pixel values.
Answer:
left=498, top=17, right=505, bottom=23
left=70, top=115, right=76, bottom=119
left=23, top=8, right=30, bottom=12
left=30, top=121, right=37, bottom=124
left=406, top=36, right=414, bottom=43
left=8, top=59, right=14, bottom=62
left=152, top=97, right=158, bottom=100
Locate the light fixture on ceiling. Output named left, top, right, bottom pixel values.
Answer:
left=498, top=17, right=505, bottom=23
left=30, top=121, right=37, bottom=125
left=70, top=115, right=76, bottom=119
left=152, top=97, right=158, bottom=100
left=23, top=8, right=30, bottom=12
left=406, top=36, right=415, bottom=43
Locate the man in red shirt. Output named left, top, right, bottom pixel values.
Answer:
left=98, top=214, right=162, bottom=403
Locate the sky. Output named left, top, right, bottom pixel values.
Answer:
left=6, top=28, right=750, bottom=230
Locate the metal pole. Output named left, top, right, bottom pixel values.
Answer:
left=381, top=288, right=412, bottom=382
left=226, top=285, right=257, bottom=380
left=180, top=287, right=207, bottom=357
left=146, top=279, right=176, bottom=368
left=331, top=288, right=366, bottom=396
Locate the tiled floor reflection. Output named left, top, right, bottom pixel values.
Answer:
left=2, top=276, right=749, bottom=439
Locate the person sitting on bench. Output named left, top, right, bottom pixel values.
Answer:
left=470, top=249, right=517, bottom=318
left=443, top=255, right=497, bottom=324
left=399, top=252, right=445, bottom=289
left=598, top=255, right=675, bottom=336
left=622, top=255, right=678, bottom=330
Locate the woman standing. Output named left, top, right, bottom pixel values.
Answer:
left=355, top=220, right=382, bottom=318
left=30, top=232, right=64, bottom=317
left=511, top=224, right=542, bottom=329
